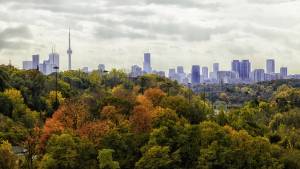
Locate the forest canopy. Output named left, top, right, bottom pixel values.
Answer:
left=1, top=65, right=300, bottom=169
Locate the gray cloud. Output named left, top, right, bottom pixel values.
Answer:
left=247, top=0, right=296, bottom=4
left=0, top=26, right=32, bottom=40
left=1, top=0, right=300, bottom=73
left=0, top=26, right=32, bottom=51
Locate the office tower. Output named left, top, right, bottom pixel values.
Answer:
left=266, top=59, right=275, bottom=74
left=32, top=54, right=39, bottom=70
left=143, top=53, right=152, bottom=73
left=177, top=66, right=184, bottom=74
left=23, top=61, right=32, bottom=70
left=251, top=69, right=265, bottom=82
left=98, top=64, right=105, bottom=73
left=67, top=28, right=73, bottom=70
left=38, top=63, right=44, bottom=73
left=176, top=66, right=186, bottom=83
left=168, top=68, right=176, bottom=80
left=131, top=65, right=143, bottom=77
left=213, top=63, right=219, bottom=73
left=231, top=60, right=240, bottom=75
left=191, top=65, right=201, bottom=84
left=217, top=71, right=239, bottom=84
left=240, top=60, right=251, bottom=80
left=43, top=60, right=52, bottom=75
left=280, top=67, right=288, bottom=78
left=157, top=71, right=165, bottom=77
left=49, top=52, right=59, bottom=72
left=202, top=66, right=208, bottom=80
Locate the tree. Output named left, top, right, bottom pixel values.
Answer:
left=100, top=106, right=124, bottom=125
left=78, top=120, right=114, bottom=147
left=135, top=146, right=173, bottom=169
left=39, top=133, right=97, bottom=169
left=45, top=91, right=65, bottom=111
left=98, top=149, right=120, bottom=169
left=144, top=88, right=166, bottom=107
left=0, top=140, right=19, bottom=169
left=0, top=93, right=13, bottom=117
left=3, top=88, right=26, bottom=120
left=0, top=68, right=9, bottom=92
left=52, top=99, right=90, bottom=130
left=130, top=105, right=153, bottom=133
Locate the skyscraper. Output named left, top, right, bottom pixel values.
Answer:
left=131, top=65, right=143, bottom=77
left=231, top=60, right=240, bottom=75
left=143, top=53, right=152, bottom=73
left=67, top=28, right=73, bottom=71
left=202, top=66, right=208, bottom=80
left=251, top=69, right=265, bottom=82
left=213, top=63, right=219, bottom=73
left=23, top=61, right=32, bottom=70
left=280, top=67, right=288, bottom=78
left=266, top=59, right=275, bottom=74
left=240, top=60, right=251, bottom=80
left=98, top=64, right=105, bottom=73
left=177, top=66, right=184, bottom=74
left=168, top=68, right=176, bottom=80
left=191, top=65, right=200, bottom=84
left=49, top=52, right=60, bottom=74
left=32, top=54, right=39, bottom=70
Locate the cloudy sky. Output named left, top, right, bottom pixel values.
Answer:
left=0, top=0, right=300, bottom=73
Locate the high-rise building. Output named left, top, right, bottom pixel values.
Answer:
left=213, top=63, right=219, bottom=73
left=143, top=53, right=152, bottom=73
left=22, top=61, right=32, bottom=70
left=202, top=66, right=208, bottom=80
left=168, top=68, right=176, bottom=80
left=177, top=66, right=184, bottom=74
left=240, top=60, right=251, bottom=80
left=280, top=67, right=288, bottom=78
left=157, top=71, right=165, bottom=77
left=131, top=65, right=143, bottom=77
left=49, top=52, right=59, bottom=72
left=217, top=71, right=239, bottom=84
left=67, top=28, right=73, bottom=71
left=266, top=59, right=275, bottom=74
left=231, top=60, right=240, bottom=75
left=98, top=64, right=105, bottom=73
left=251, top=69, right=265, bottom=82
left=32, top=54, right=39, bottom=70
left=191, top=65, right=200, bottom=84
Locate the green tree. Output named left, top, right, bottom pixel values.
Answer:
left=39, top=133, right=97, bottom=169
left=98, top=149, right=120, bottom=169
left=0, top=93, right=13, bottom=117
left=135, top=146, right=174, bottom=169
left=0, top=68, right=9, bottom=92
left=0, top=140, right=19, bottom=169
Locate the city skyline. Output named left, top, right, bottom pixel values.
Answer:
left=1, top=0, right=300, bottom=73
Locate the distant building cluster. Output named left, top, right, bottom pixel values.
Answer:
left=130, top=55, right=296, bottom=85
left=19, top=28, right=297, bottom=85
left=23, top=53, right=59, bottom=75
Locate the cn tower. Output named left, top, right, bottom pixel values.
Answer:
left=67, top=28, right=72, bottom=70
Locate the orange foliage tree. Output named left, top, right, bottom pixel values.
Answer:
left=101, top=105, right=124, bottom=125
left=144, top=88, right=166, bottom=107
left=40, top=100, right=90, bottom=148
left=130, top=105, right=153, bottom=133
left=78, top=120, right=114, bottom=146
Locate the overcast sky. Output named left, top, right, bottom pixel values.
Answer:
left=0, top=0, right=300, bottom=73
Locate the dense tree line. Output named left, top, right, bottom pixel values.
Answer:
left=1, top=65, right=300, bottom=169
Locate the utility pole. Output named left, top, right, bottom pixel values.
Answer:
left=188, top=83, right=192, bottom=104
left=53, top=66, right=59, bottom=111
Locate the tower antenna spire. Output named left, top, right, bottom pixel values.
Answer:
left=67, top=27, right=72, bottom=70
